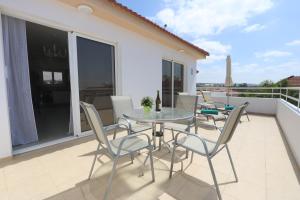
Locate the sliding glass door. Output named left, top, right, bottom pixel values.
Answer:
left=162, top=60, right=184, bottom=107
left=162, top=60, right=172, bottom=107
left=76, top=36, right=115, bottom=131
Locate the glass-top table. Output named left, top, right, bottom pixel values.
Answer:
left=123, top=107, right=194, bottom=123
left=123, top=107, right=194, bottom=149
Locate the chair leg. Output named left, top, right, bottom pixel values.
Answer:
left=225, top=145, right=238, bottom=182
left=213, top=119, right=218, bottom=129
left=159, top=136, right=162, bottom=150
left=186, top=150, right=189, bottom=159
left=169, top=145, right=177, bottom=178
left=88, top=143, right=100, bottom=180
left=190, top=152, right=194, bottom=164
left=130, top=153, right=134, bottom=164
left=207, top=156, right=222, bottom=200
left=171, top=128, right=175, bottom=140
left=149, top=148, right=155, bottom=182
left=103, top=156, right=120, bottom=200
left=113, top=129, right=117, bottom=139
left=246, top=112, right=250, bottom=121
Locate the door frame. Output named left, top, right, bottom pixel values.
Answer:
left=69, top=32, right=119, bottom=136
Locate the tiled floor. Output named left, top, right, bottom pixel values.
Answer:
left=0, top=115, right=299, bottom=200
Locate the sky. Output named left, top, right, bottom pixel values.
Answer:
left=117, top=0, right=300, bottom=84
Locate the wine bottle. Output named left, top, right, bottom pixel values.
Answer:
left=155, top=90, right=161, bottom=111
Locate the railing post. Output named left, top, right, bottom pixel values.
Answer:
left=286, top=89, right=288, bottom=101
left=298, top=89, right=300, bottom=109
left=280, top=88, right=282, bottom=99
left=271, top=88, right=274, bottom=98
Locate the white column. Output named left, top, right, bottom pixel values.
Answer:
left=68, top=32, right=81, bottom=136
left=0, top=13, right=13, bottom=159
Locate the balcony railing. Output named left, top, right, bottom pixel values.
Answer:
left=197, top=86, right=300, bottom=111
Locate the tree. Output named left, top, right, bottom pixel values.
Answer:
left=259, top=80, right=275, bottom=87
left=275, top=79, right=288, bottom=87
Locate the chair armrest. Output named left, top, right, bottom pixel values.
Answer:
left=174, top=131, right=210, bottom=154
left=117, top=117, right=132, bottom=133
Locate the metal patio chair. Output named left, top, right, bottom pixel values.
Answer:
left=111, top=96, right=152, bottom=139
left=80, top=101, right=155, bottom=200
left=164, top=94, right=199, bottom=134
left=169, top=102, right=248, bottom=200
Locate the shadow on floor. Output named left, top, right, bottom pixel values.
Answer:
left=42, top=154, right=219, bottom=200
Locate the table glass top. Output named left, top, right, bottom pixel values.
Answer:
left=123, top=107, right=194, bottom=123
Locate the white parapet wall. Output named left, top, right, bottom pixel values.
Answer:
left=206, top=91, right=300, bottom=166
left=276, top=99, right=300, bottom=167
left=211, top=96, right=278, bottom=115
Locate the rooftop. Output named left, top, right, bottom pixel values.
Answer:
left=0, top=114, right=299, bottom=200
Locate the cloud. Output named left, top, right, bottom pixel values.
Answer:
left=193, top=39, right=231, bottom=63
left=243, top=24, right=266, bottom=32
left=153, top=0, right=274, bottom=37
left=286, top=40, right=300, bottom=46
left=255, top=50, right=292, bottom=61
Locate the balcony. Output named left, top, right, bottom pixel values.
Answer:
left=0, top=98, right=300, bottom=200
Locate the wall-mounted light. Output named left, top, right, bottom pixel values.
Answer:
left=77, top=4, right=93, bottom=14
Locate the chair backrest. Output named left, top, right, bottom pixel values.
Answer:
left=216, top=102, right=249, bottom=146
left=200, top=90, right=212, bottom=103
left=80, top=101, right=110, bottom=149
left=111, top=96, right=134, bottom=121
left=175, top=94, right=198, bottom=115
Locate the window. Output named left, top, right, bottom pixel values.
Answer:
left=54, top=72, right=63, bottom=84
left=42, top=71, right=53, bottom=84
left=42, top=71, right=64, bottom=85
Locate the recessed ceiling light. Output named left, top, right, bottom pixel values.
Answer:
left=77, top=4, right=93, bottom=14
left=178, top=49, right=185, bottom=52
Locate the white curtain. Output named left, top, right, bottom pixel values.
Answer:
left=2, top=15, right=39, bottom=145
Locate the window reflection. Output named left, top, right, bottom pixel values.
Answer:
left=42, top=71, right=52, bottom=84
left=162, top=60, right=172, bottom=107
left=77, top=37, right=115, bottom=130
left=54, top=72, right=63, bottom=84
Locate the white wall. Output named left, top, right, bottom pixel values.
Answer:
left=0, top=0, right=197, bottom=106
left=276, top=100, right=300, bottom=166
left=0, top=0, right=198, bottom=158
left=211, top=96, right=277, bottom=115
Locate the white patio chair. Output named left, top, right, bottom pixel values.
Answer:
left=80, top=101, right=155, bottom=200
left=111, top=96, right=152, bottom=139
left=169, top=102, right=248, bottom=200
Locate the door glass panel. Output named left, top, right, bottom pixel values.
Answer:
left=173, top=62, right=184, bottom=96
left=162, top=60, right=172, bottom=107
left=77, top=37, right=115, bottom=131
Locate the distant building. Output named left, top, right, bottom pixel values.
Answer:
left=287, top=76, right=300, bottom=87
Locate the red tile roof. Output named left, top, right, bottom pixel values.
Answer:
left=287, top=76, right=300, bottom=86
left=107, top=0, right=209, bottom=56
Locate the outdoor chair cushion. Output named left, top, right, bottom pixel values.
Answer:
left=177, top=135, right=217, bottom=155
left=109, top=136, right=150, bottom=156
left=200, top=109, right=219, bottom=115
left=225, top=105, right=235, bottom=110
